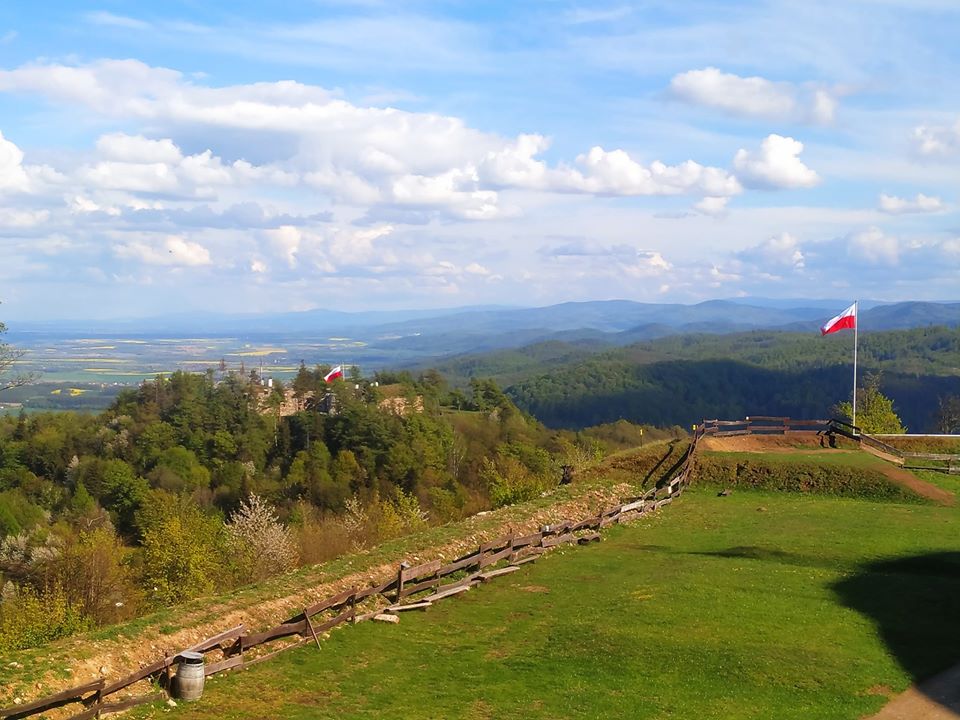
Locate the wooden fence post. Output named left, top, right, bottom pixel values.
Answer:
left=395, top=563, right=406, bottom=603
left=304, top=608, right=322, bottom=650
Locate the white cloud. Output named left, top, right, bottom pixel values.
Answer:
left=96, top=133, right=181, bottom=164
left=811, top=89, right=837, bottom=125
left=738, top=232, right=805, bottom=269
left=694, top=196, right=730, bottom=217
left=669, top=67, right=839, bottom=124
left=81, top=133, right=296, bottom=198
left=847, top=227, right=899, bottom=265
left=113, top=235, right=212, bottom=266
left=265, top=226, right=301, bottom=268
left=478, top=134, right=551, bottom=189
left=0, top=59, right=750, bottom=223
left=0, top=130, right=30, bottom=192
left=619, top=251, right=671, bottom=278
left=0, top=208, right=50, bottom=228
left=878, top=193, right=943, bottom=214
left=464, top=262, right=490, bottom=276
left=733, top=134, right=820, bottom=189
left=563, top=147, right=742, bottom=197
left=913, top=118, right=960, bottom=157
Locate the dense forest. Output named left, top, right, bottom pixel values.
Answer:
left=0, top=364, right=671, bottom=651
left=424, top=327, right=960, bottom=431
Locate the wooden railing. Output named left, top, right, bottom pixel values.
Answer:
left=700, top=417, right=960, bottom=475
left=0, top=461, right=697, bottom=719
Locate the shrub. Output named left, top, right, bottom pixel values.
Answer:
left=480, top=455, right=547, bottom=509
left=225, top=494, right=298, bottom=583
left=0, top=583, right=91, bottom=651
left=43, top=527, right=140, bottom=625
left=292, top=503, right=353, bottom=566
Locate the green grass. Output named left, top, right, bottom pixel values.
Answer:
left=131, top=487, right=960, bottom=720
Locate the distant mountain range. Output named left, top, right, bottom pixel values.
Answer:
left=9, top=299, right=960, bottom=363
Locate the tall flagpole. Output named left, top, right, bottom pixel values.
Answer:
left=852, top=300, right=858, bottom=430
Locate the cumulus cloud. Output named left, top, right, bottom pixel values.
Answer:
left=0, top=130, right=30, bottom=192
left=878, top=193, right=944, bottom=214
left=562, top=148, right=742, bottom=197
left=0, top=59, right=749, bottom=225
left=81, top=133, right=295, bottom=198
left=846, top=227, right=898, bottom=265
left=620, top=251, right=671, bottom=278
left=694, top=196, right=730, bottom=217
left=913, top=118, right=960, bottom=157
left=669, top=67, right=839, bottom=124
left=738, top=232, right=805, bottom=269
left=733, top=134, right=820, bottom=189
left=113, top=235, right=212, bottom=266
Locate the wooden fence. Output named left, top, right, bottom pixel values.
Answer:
left=699, top=416, right=960, bottom=474
left=0, top=460, right=696, bottom=719
left=698, top=417, right=831, bottom=436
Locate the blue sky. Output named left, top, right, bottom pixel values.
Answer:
left=0, top=0, right=958, bottom=320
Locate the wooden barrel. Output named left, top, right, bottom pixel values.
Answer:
left=174, top=651, right=205, bottom=701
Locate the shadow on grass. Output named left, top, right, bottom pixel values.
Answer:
left=648, top=441, right=687, bottom=488
left=832, top=552, right=960, bottom=712
left=689, top=545, right=843, bottom=571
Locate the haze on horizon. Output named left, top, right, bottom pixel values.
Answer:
left=1, top=1, right=959, bottom=322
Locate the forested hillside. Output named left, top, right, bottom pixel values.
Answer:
left=0, top=366, right=667, bottom=651
left=427, top=327, right=960, bottom=431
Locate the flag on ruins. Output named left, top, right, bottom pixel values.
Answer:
left=820, top=303, right=857, bottom=336
left=323, top=365, right=344, bottom=382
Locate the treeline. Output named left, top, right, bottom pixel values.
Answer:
left=0, top=366, right=671, bottom=651
left=425, top=326, right=960, bottom=389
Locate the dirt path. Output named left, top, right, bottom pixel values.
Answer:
left=869, top=663, right=960, bottom=719
left=874, top=464, right=955, bottom=506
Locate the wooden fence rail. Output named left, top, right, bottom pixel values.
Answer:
left=699, top=417, right=960, bottom=474
left=2, top=433, right=708, bottom=719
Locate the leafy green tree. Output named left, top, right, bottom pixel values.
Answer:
left=836, top=374, right=906, bottom=433
left=149, top=446, right=211, bottom=493
left=136, top=492, right=226, bottom=606
left=0, top=489, right=45, bottom=537
left=69, top=480, right=95, bottom=516
left=331, top=450, right=365, bottom=493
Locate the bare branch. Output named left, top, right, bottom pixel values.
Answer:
left=0, top=320, right=37, bottom=393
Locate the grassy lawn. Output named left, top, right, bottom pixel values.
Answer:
left=133, top=486, right=960, bottom=720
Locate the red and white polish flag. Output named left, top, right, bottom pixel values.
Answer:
left=323, top=365, right=344, bottom=383
left=820, top=303, right=857, bottom=336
